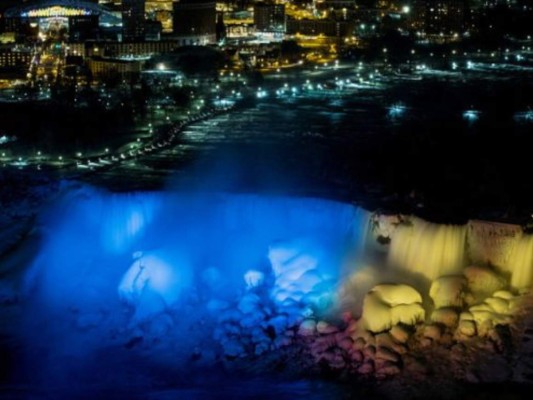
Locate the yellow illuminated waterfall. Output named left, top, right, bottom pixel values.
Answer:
left=508, top=234, right=533, bottom=289
left=388, top=218, right=467, bottom=281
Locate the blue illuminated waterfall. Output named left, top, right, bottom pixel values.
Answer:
left=24, top=188, right=370, bottom=318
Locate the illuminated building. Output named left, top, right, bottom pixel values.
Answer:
left=413, top=0, right=468, bottom=38
left=122, top=0, right=146, bottom=40
left=70, top=40, right=180, bottom=58
left=146, top=0, right=174, bottom=33
left=253, top=1, right=286, bottom=34
left=222, top=8, right=255, bottom=39
left=0, top=45, right=32, bottom=72
left=172, top=0, right=216, bottom=45
left=3, top=0, right=120, bottom=41
left=286, top=17, right=354, bottom=38
left=216, top=12, right=226, bottom=42
left=87, top=55, right=145, bottom=79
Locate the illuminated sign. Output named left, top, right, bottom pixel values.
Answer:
left=22, top=6, right=94, bottom=18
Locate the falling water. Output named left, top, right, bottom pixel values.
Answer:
left=24, top=188, right=374, bottom=312
left=388, top=218, right=467, bottom=281
left=508, top=234, right=533, bottom=289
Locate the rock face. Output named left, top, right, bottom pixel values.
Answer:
left=361, top=284, right=425, bottom=333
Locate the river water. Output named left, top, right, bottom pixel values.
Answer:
left=81, top=68, right=533, bottom=223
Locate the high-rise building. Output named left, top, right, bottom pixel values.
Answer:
left=216, top=12, right=226, bottom=42
left=146, top=1, right=174, bottom=33
left=414, top=0, right=468, bottom=36
left=253, top=2, right=285, bottom=34
left=123, top=0, right=146, bottom=41
left=173, top=0, right=216, bottom=45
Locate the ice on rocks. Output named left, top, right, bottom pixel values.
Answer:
left=463, top=266, right=507, bottom=301
left=244, top=270, right=265, bottom=289
left=429, top=276, right=467, bottom=308
left=361, top=284, right=425, bottom=333
left=268, top=240, right=334, bottom=310
left=371, top=284, right=423, bottom=306
left=458, top=320, right=477, bottom=337
left=298, top=319, right=317, bottom=336
left=238, top=293, right=262, bottom=314
left=265, top=315, right=289, bottom=335
left=118, top=250, right=192, bottom=322
left=316, top=321, right=338, bottom=334
left=484, top=297, right=510, bottom=314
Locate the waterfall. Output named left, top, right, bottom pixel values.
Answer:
left=26, top=189, right=372, bottom=310
left=388, top=218, right=467, bottom=281
left=508, top=234, right=533, bottom=289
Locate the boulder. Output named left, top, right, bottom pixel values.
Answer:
left=338, top=337, right=354, bottom=351
left=464, top=266, right=507, bottom=300
left=376, top=346, right=401, bottom=363
left=375, top=332, right=395, bottom=349
left=363, top=344, right=376, bottom=360
left=376, top=360, right=402, bottom=378
left=265, top=314, right=289, bottom=335
left=429, top=275, right=467, bottom=308
left=390, top=303, right=425, bottom=326
left=244, top=270, right=265, bottom=289
left=350, top=349, right=364, bottom=362
left=372, top=284, right=423, bottom=305
left=317, top=321, right=338, bottom=334
left=298, top=318, right=317, bottom=336
left=459, top=311, right=474, bottom=321
left=361, top=284, right=425, bottom=333
left=431, top=307, right=459, bottom=328
left=237, top=293, right=262, bottom=314
left=484, top=297, right=509, bottom=314
left=458, top=320, right=477, bottom=337
left=390, top=324, right=411, bottom=344
left=423, top=324, right=443, bottom=341
left=493, top=290, right=514, bottom=300
left=357, top=361, right=374, bottom=374
left=353, top=337, right=366, bottom=350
